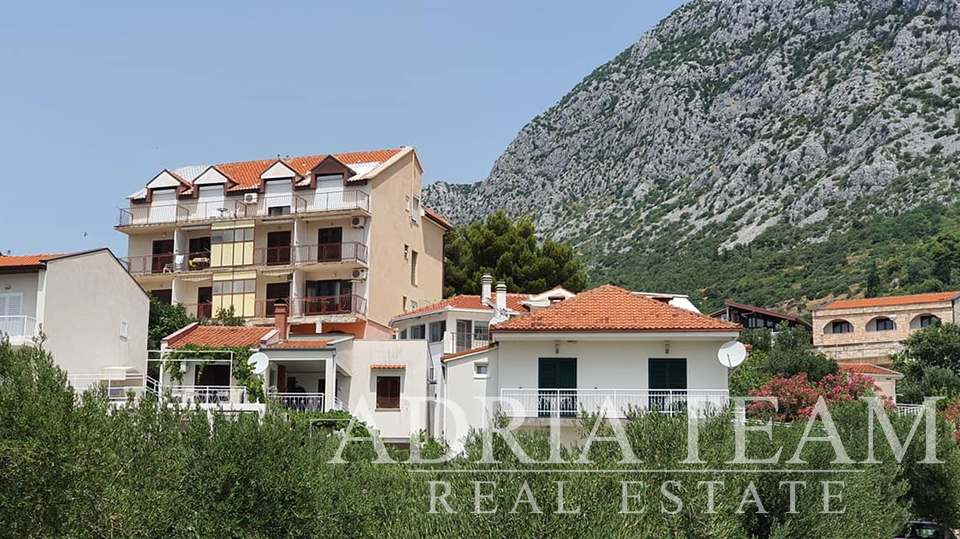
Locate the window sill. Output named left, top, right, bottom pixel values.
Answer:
left=376, top=407, right=401, bottom=412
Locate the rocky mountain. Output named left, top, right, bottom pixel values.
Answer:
left=424, top=0, right=960, bottom=313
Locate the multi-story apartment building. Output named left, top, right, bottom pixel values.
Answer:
left=116, top=147, right=449, bottom=337
left=0, top=249, right=149, bottom=389
left=813, top=291, right=960, bottom=363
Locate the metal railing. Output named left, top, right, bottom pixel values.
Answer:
left=167, top=385, right=249, bottom=405
left=256, top=294, right=367, bottom=317
left=499, top=388, right=730, bottom=418
left=295, top=242, right=369, bottom=264
left=182, top=302, right=213, bottom=319
left=897, top=404, right=924, bottom=416
left=68, top=374, right=159, bottom=402
left=0, top=316, right=37, bottom=339
left=271, top=392, right=325, bottom=412
left=447, top=332, right=490, bottom=354
left=117, top=189, right=371, bottom=227
left=121, top=251, right=212, bottom=276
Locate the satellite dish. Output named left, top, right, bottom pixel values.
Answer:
left=247, top=352, right=269, bottom=375
left=718, top=341, right=748, bottom=368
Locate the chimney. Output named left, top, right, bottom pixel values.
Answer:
left=481, top=273, right=493, bottom=301
left=496, top=282, right=507, bottom=312
left=274, top=302, right=289, bottom=341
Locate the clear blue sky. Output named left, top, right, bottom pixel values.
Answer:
left=0, top=0, right=686, bottom=256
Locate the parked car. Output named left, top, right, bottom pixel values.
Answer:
left=895, top=521, right=957, bottom=539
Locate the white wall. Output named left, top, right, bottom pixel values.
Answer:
left=0, top=272, right=39, bottom=318
left=346, top=340, right=432, bottom=442
left=39, top=250, right=149, bottom=376
left=442, top=347, right=500, bottom=451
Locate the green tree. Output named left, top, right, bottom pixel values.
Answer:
left=895, top=323, right=960, bottom=374
left=730, top=323, right=838, bottom=395
left=443, top=210, right=587, bottom=297
left=147, top=296, right=194, bottom=350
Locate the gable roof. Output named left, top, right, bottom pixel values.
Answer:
left=721, top=300, right=812, bottom=329
left=423, top=208, right=453, bottom=230
left=183, top=149, right=404, bottom=193
left=265, top=339, right=331, bottom=349
left=492, top=285, right=741, bottom=333
left=817, top=292, right=960, bottom=311
left=392, top=293, right=532, bottom=322
left=164, top=324, right=275, bottom=349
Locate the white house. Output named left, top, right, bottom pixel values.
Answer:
left=440, top=284, right=741, bottom=448
left=0, top=249, right=149, bottom=393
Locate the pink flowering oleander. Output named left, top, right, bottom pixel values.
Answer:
left=747, top=371, right=887, bottom=422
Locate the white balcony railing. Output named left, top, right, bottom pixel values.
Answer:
left=167, top=385, right=249, bottom=406
left=68, top=374, right=159, bottom=402
left=0, top=316, right=37, bottom=340
left=499, top=388, right=730, bottom=419
left=118, top=190, right=370, bottom=227
left=271, top=392, right=325, bottom=412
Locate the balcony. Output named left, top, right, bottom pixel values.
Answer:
left=166, top=385, right=249, bottom=406
left=0, top=315, right=38, bottom=342
left=68, top=374, right=158, bottom=402
left=182, top=302, right=213, bottom=319
left=254, top=242, right=369, bottom=267
left=270, top=392, right=325, bottom=412
left=256, top=294, right=368, bottom=318
left=499, top=388, right=730, bottom=419
left=121, top=251, right=211, bottom=276
left=444, top=332, right=490, bottom=354
left=117, top=190, right=370, bottom=227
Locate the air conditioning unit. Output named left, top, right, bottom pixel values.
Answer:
left=351, top=268, right=368, bottom=280
left=351, top=216, right=366, bottom=228
left=243, top=193, right=259, bottom=204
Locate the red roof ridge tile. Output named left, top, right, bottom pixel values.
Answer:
left=818, top=291, right=960, bottom=311
left=165, top=325, right=275, bottom=349
left=0, top=253, right=68, bottom=269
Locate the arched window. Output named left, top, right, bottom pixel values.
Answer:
left=828, top=320, right=853, bottom=334
left=910, top=314, right=940, bottom=329
left=868, top=317, right=896, bottom=332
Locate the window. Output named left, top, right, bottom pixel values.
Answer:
left=412, top=197, right=420, bottom=223
left=473, top=322, right=489, bottom=343
left=429, top=321, right=446, bottom=343
left=921, top=315, right=939, bottom=328
left=376, top=376, right=401, bottom=409
left=267, top=205, right=291, bottom=216
left=120, top=320, right=128, bottom=339
left=399, top=329, right=408, bottom=340
left=830, top=320, right=853, bottom=334
left=474, top=363, right=489, bottom=378
left=405, top=195, right=411, bottom=212
left=411, top=250, right=419, bottom=286
left=872, top=317, right=895, bottom=331
left=410, top=324, right=426, bottom=340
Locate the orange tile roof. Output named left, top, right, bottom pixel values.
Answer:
left=371, top=364, right=406, bottom=369
left=267, top=340, right=330, bottom=349
left=394, top=293, right=531, bottom=320
left=493, top=285, right=742, bottom=333
left=441, top=344, right=497, bottom=362
left=0, top=253, right=65, bottom=269
left=818, top=292, right=960, bottom=311
left=166, top=325, right=274, bottom=349
left=423, top=207, right=453, bottom=229
left=212, top=149, right=403, bottom=192
left=839, top=363, right=902, bottom=376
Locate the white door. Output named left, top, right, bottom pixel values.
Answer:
left=0, top=293, right=24, bottom=336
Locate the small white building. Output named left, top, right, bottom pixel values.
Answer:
left=440, top=285, right=740, bottom=449
left=0, top=248, right=149, bottom=391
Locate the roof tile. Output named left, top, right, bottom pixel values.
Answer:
left=493, top=285, right=741, bottom=333
left=818, top=292, right=960, bottom=311
left=266, top=340, right=330, bottom=349
left=370, top=364, right=406, bottom=369
left=839, top=363, right=902, bottom=376
left=0, top=254, right=65, bottom=269
left=166, top=326, right=274, bottom=349
left=394, top=293, right=531, bottom=320
left=210, top=149, right=403, bottom=192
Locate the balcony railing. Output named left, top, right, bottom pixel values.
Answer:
left=271, top=392, right=325, bottom=412
left=121, top=251, right=212, bottom=276
left=182, top=302, right=213, bottom=319
left=499, top=388, right=730, bottom=419
left=118, top=190, right=371, bottom=227
left=68, top=374, right=158, bottom=402
left=256, top=294, right=367, bottom=317
left=446, top=332, right=490, bottom=354
left=0, top=316, right=38, bottom=340
left=167, top=385, right=249, bottom=406
left=254, top=242, right=369, bottom=267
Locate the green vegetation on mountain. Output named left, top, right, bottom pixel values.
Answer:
left=443, top=210, right=587, bottom=297
left=425, top=0, right=960, bottom=315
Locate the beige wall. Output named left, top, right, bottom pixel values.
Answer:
left=38, top=250, right=149, bottom=376
left=0, top=272, right=40, bottom=319
left=813, top=301, right=956, bottom=362
left=366, top=151, right=445, bottom=326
